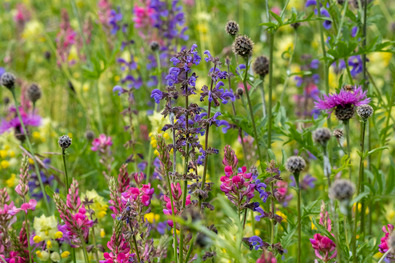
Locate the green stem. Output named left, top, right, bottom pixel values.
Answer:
left=242, top=57, right=265, bottom=172
left=357, top=120, right=367, bottom=237
left=73, top=248, right=77, bottom=263
left=345, top=58, right=355, bottom=85
left=79, top=234, right=90, bottom=263
left=145, top=144, right=153, bottom=184
left=351, top=205, right=357, bottom=263
left=344, top=120, right=352, bottom=180
left=11, top=90, right=50, bottom=213
left=94, top=81, right=104, bottom=133
left=132, top=234, right=141, bottom=263
left=259, top=77, right=267, bottom=118
left=270, top=182, right=275, bottom=245
left=335, top=0, right=350, bottom=44
left=184, top=234, right=195, bottom=262
left=378, top=249, right=392, bottom=263
left=267, top=32, right=275, bottom=150
left=199, top=64, right=216, bottom=208
left=62, top=148, right=69, bottom=190
left=226, top=62, right=248, bottom=166
left=295, top=173, right=301, bottom=263
left=329, top=200, right=342, bottom=262
left=280, top=30, right=298, bottom=105
left=165, top=170, right=178, bottom=262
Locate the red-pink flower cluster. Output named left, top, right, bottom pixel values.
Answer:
left=163, top=183, right=191, bottom=227
left=133, top=3, right=154, bottom=29
left=121, top=183, right=155, bottom=207
left=379, top=224, right=395, bottom=261
left=220, top=166, right=255, bottom=207
left=101, top=229, right=135, bottom=263
left=53, top=179, right=94, bottom=245
left=274, top=181, right=293, bottom=207
left=256, top=249, right=277, bottom=263
left=309, top=202, right=336, bottom=262
left=91, top=134, right=113, bottom=152
left=56, top=9, right=77, bottom=66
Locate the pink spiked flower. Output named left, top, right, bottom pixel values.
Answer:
left=378, top=224, right=395, bottom=261
left=220, top=160, right=255, bottom=208
left=121, top=183, right=154, bottom=207
left=223, top=145, right=238, bottom=170
left=256, top=249, right=277, bottom=263
left=15, top=156, right=30, bottom=198
left=91, top=134, right=113, bottom=152
left=20, top=199, right=37, bottom=214
left=163, top=183, right=191, bottom=227
left=56, top=9, right=77, bottom=66
left=310, top=234, right=337, bottom=262
left=102, top=230, right=135, bottom=263
left=67, top=179, right=81, bottom=213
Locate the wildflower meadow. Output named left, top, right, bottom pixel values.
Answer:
left=1, top=0, right=395, bottom=262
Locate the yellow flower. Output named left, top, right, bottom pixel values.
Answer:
left=100, top=228, right=105, bottom=238
left=61, top=251, right=70, bottom=258
left=144, top=213, right=160, bottom=224
left=50, top=252, right=61, bottom=262
left=28, top=158, right=34, bottom=165
left=32, top=131, right=42, bottom=142
left=47, top=240, right=52, bottom=249
left=254, top=229, right=261, bottom=236
left=82, top=190, right=108, bottom=219
left=154, top=149, right=159, bottom=156
left=276, top=211, right=287, bottom=222
left=33, top=235, right=42, bottom=243
left=36, top=251, right=42, bottom=257
left=22, top=20, right=44, bottom=41
left=37, top=250, right=49, bottom=260
left=54, top=231, right=63, bottom=239
left=163, top=133, right=170, bottom=140
left=1, top=160, right=10, bottom=169
left=34, top=215, right=58, bottom=240
left=0, top=150, right=7, bottom=158
left=5, top=173, right=17, bottom=187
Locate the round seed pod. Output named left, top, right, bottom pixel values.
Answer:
left=236, top=87, right=244, bottom=97
left=58, top=135, right=72, bottom=149
left=356, top=105, right=373, bottom=120
left=150, top=41, right=160, bottom=52
left=329, top=179, right=355, bottom=201
left=252, top=56, right=269, bottom=77
left=285, top=156, right=306, bottom=174
left=1, top=72, right=16, bottom=90
left=225, top=20, right=239, bottom=36
left=27, top=84, right=42, bottom=103
left=313, top=128, right=331, bottom=145
left=333, top=129, right=343, bottom=139
left=334, top=105, right=355, bottom=121
left=85, top=130, right=95, bottom=141
left=232, top=35, right=254, bottom=58
left=291, top=22, right=301, bottom=30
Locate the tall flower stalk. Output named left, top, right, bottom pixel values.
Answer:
left=1, top=73, right=50, bottom=213
left=286, top=156, right=306, bottom=263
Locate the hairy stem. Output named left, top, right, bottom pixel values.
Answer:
left=344, top=120, right=352, bottom=180
left=295, top=173, right=301, bottom=263
left=11, top=90, right=50, bottom=213
left=242, top=57, right=265, bottom=172
left=267, top=33, right=275, bottom=150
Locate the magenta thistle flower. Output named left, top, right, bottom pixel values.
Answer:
left=314, top=86, right=370, bottom=120
left=0, top=107, right=41, bottom=134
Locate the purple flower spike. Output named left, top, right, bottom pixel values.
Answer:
left=151, top=89, right=163, bottom=104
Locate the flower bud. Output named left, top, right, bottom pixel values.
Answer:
left=232, top=35, right=254, bottom=58
left=27, top=84, right=42, bottom=103
left=252, top=56, right=269, bottom=77
left=313, top=128, right=331, bottom=145
left=150, top=41, right=160, bottom=52
left=225, top=20, right=239, bottom=36
left=285, top=156, right=306, bottom=174
left=1, top=72, right=16, bottom=90
left=333, top=129, right=343, bottom=139
left=356, top=105, right=373, bottom=120
left=329, top=179, right=355, bottom=201
left=58, top=135, right=72, bottom=149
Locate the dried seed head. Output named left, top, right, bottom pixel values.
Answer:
left=58, top=135, right=72, bottom=149
left=291, top=22, right=301, bottom=30
left=232, top=35, right=254, bottom=58
left=252, top=56, right=269, bottom=77
left=3, top=97, right=10, bottom=105
left=337, top=0, right=345, bottom=4
left=85, top=130, right=95, bottom=141
left=1, top=72, right=16, bottom=90
left=313, top=128, right=331, bottom=145
left=335, top=105, right=355, bottom=121
left=150, top=41, right=159, bottom=52
left=27, top=84, right=42, bottom=103
left=236, top=87, right=244, bottom=97
left=343, top=84, right=354, bottom=91
left=329, top=179, right=355, bottom=201
left=333, top=129, right=343, bottom=139
left=285, top=156, right=306, bottom=174
left=225, top=20, right=239, bottom=36
left=356, top=105, right=373, bottom=120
